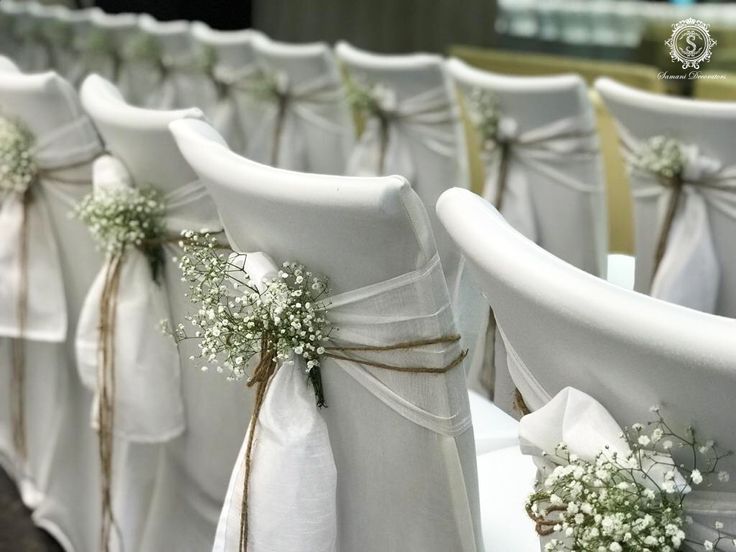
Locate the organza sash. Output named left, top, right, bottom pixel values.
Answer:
left=245, top=73, right=347, bottom=170
left=75, top=156, right=221, bottom=442
left=0, top=116, right=103, bottom=342
left=520, top=387, right=735, bottom=551
left=620, top=128, right=736, bottom=313
left=482, top=114, right=600, bottom=242
left=213, top=252, right=477, bottom=552
left=346, top=86, right=458, bottom=182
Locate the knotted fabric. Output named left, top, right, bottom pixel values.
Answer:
left=346, top=85, right=458, bottom=182
left=519, top=387, right=733, bottom=551
left=0, top=115, right=103, bottom=460
left=75, top=156, right=219, bottom=551
left=244, top=73, right=347, bottom=169
left=213, top=253, right=478, bottom=552
left=620, top=128, right=735, bottom=314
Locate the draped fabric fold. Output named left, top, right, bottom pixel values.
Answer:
left=245, top=74, right=347, bottom=170
left=519, top=387, right=734, bottom=551
left=346, top=86, right=458, bottom=181
left=207, top=64, right=260, bottom=153
left=620, top=127, right=736, bottom=313
left=75, top=156, right=204, bottom=442
left=214, top=252, right=477, bottom=551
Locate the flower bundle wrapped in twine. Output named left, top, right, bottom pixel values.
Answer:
left=173, top=233, right=468, bottom=551
left=526, top=407, right=733, bottom=552
left=631, top=136, right=688, bottom=284
left=75, top=185, right=167, bottom=552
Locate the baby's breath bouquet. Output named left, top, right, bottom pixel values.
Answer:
left=172, top=231, right=331, bottom=406
left=633, top=136, right=685, bottom=181
left=466, top=88, right=500, bottom=152
left=74, top=186, right=167, bottom=280
left=527, top=408, right=732, bottom=552
left=345, top=78, right=394, bottom=119
left=0, top=115, right=37, bottom=200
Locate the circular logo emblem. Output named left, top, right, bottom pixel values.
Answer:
left=665, top=18, right=717, bottom=69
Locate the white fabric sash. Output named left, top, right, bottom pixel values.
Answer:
left=520, top=387, right=734, bottom=551
left=482, top=115, right=600, bottom=242
left=75, top=156, right=215, bottom=442
left=621, top=128, right=736, bottom=313
left=214, top=252, right=476, bottom=551
left=0, top=116, right=103, bottom=342
left=245, top=73, right=347, bottom=170
left=346, top=86, right=457, bottom=182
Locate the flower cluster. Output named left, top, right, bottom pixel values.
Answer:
left=633, top=136, right=685, bottom=181
left=466, top=88, right=500, bottom=153
left=173, top=231, right=331, bottom=406
left=527, top=408, right=732, bottom=552
left=345, top=78, right=394, bottom=119
left=75, top=186, right=167, bottom=279
left=124, top=33, right=163, bottom=64
left=0, top=115, right=37, bottom=199
left=246, top=70, right=290, bottom=102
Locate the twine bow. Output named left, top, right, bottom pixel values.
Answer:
left=236, top=334, right=467, bottom=551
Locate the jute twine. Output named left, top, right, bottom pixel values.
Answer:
left=236, top=334, right=467, bottom=551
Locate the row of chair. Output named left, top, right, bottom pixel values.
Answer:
left=3, top=50, right=736, bottom=551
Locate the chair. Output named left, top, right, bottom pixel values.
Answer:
left=438, top=187, right=736, bottom=547
left=80, top=74, right=252, bottom=552
left=136, top=15, right=201, bottom=109
left=446, top=58, right=607, bottom=277
left=596, top=77, right=736, bottom=316
left=250, top=34, right=355, bottom=175
left=171, top=117, right=483, bottom=551
left=86, top=10, right=139, bottom=100
left=0, top=59, right=105, bottom=550
left=190, top=22, right=264, bottom=155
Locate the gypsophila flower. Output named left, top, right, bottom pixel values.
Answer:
left=172, top=231, right=331, bottom=406
left=527, top=409, right=732, bottom=552
left=74, top=185, right=167, bottom=280
left=74, top=186, right=166, bottom=256
left=0, top=114, right=37, bottom=199
left=345, top=78, right=396, bottom=120
left=466, top=88, right=500, bottom=153
left=634, top=136, right=685, bottom=181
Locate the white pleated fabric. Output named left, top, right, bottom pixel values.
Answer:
left=620, top=128, right=736, bottom=313
left=245, top=73, right=347, bottom=171
left=347, top=86, right=458, bottom=184
left=75, top=156, right=206, bottom=442
left=481, top=114, right=601, bottom=243
left=519, top=387, right=736, bottom=552
left=214, top=253, right=479, bottom=552
left=0, top=116, right=103, bottom=342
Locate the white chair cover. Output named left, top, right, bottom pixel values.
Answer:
left=80, top=74, right=251, bottom=552
left=446, top=59, right=607, bottom=277
left=437, top=187, right=736, bottom=550
left=596, top=78, right=736, bottom=316
left=75, top=155, right=184, bottom=442
left=190, top=23, right=264, bottom=155
left=171, top=118, right=483, bottom=552
left=247, top=36, right=354, bottom=174
left=136, top=16, right=202, bottom=109
left=0, top=66, right=106, bottom=549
